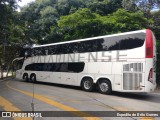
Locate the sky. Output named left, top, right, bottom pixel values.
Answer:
left=18, top=0, right=35, bottom=7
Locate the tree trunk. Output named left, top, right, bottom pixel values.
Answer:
left=6, top=65, right=10, bottom=77
left=0, top=66, right=3, bottom=79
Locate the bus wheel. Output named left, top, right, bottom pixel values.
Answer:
left=30, top=74, right=36, bottom=83
left=98, top=80, right=112, bottom=94
left=81, top=78, right=94, bottom=92
left=23, top=74, right=28, bottom=82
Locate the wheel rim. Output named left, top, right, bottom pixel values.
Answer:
left=31, top=76, right=35, bottom=81
left=24, top=75, right=28, bottom=80
left=84, top=80, right=92, bottom=90
left=99, top=83, right=109, bottom=92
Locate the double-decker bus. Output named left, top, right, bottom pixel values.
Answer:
left=15, top=29, right=156, bottom=94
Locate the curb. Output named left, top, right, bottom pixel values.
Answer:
left=0, top=77, right=14, bottom=81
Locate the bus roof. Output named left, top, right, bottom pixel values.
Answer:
left=33, top=29, right=147, bottom=48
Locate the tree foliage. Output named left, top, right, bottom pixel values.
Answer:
left=57, top=8, right=148, bottom=41
left=0, top=0, right=160, bottom=83
left=0, top=0, right=23, bottom=77
left=0, top=0, right=20, bottom=44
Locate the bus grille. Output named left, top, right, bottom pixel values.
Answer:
left=123, top=63, right=143, bottom=90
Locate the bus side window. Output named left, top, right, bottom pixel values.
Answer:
left=120, top=33, right=145, bottom=50
left=97, top=37, right=120, bottom=51
left=49, top=45, right=57, bottom=55
left=54, top=63, right=60, bottom=72
left=31, top=48, right=34, bottom=56
left=42, top=63, right=53, bottom=71
left=61, top=43, right=70, bottom=54
left=59, top=63, right=68, bottom=72
left=78, top=40, right=96, bottom=53
left=97, top=38, right=105, bottom=51
left=34, top=63, right=43, bottom=71
left=44, top=47, right=49, bottom=55
left=104, top=37, right=120, bottom=51
left=56, top=45, right=63, bottom=54
left=34, top=48, right=39, bottom=56
left=25, top=64, right=34, bottom=71
left=65, top=42, right=79, bottom=54
left=68, top=62, right=85, bottom=73
left=48, top=46, right=53, bottom=55
left=40, top=47, right=45, bottom=55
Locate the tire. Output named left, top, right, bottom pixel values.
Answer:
left=23, top=74, right=28, bottom=82
left=30, top=74, right=36, bottom=83
left=81, top=78, right=94, bottom=92
left=98, top=80, right=112, bottom=94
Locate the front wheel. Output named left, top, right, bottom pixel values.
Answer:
left=81, top=78, right=94, bottom=92
left=30, top=74, right=36, bottom=83
left=23, top=74, right=28, bottom=82
left=98, top=80, right=112, bottom=94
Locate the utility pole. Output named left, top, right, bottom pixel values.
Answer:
left=3, top=18, right=6, bottom=78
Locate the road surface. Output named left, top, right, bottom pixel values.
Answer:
left=0, top=78, right=160, bottom=120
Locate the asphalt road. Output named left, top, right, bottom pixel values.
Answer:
left=0, top=78, right=160, bottom=120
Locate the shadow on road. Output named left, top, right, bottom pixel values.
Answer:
left=17, top=79, right=160, bottom=103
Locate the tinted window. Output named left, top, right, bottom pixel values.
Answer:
left=44, top=47, right=49, bottom=55
left=107, top=37, right=120, bottom=51
left=23, top=48, right=34, bottom=58
left=25, top=63, right=43, bottom=71
left=68, top=62, right=84, bottom=73
left=63, top=42, right=78, bottom=54
left=61, top=44, right=68, bottom=54
left=120, top=33, right=145, bottom=50
left=49, top=45, right=57, bottom=55
left=27, top=32, right=145, bottom=56
left=25, top=64, right=34, bottom=70
left=63, top=43, right=70, bottom=54
left=96, top=38, right=104, bottom=51
left=34, top=48, right=41, bottom=56
left=25, top=62, right=85, bottom=73
left=40, top=47, right=46, bottom=55
left=54, top=63, right=61, bottom=71
left=59, top=63, right=68, bottom=72
left=34, top=63, right=43, bottom=71
left=68, top=42, right=79, bottom=53
left=30, top=48, right=34, bottom=57
left=97, top=38, right=120, bottom=51
left=78, top=40, right=97, bottom=53
left=56, top=45, right=62, bottom=54
left=42, top=63, right=52, bottom=71
left=97, top=32, right=145, bottom=51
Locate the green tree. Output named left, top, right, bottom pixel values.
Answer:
left=102, top=9, right=148, bottom=32
left=151, top=10, right=160, bottom=39
left=57, top=8, right=103, bottom=40
left=0, top=0, right=19, bottom=44
left=122, top=0, right=138, bottom=12
left=20, top=0, right=126, bottom=44
left=0, top=0, right=22, bottom=78
left=85, top=0, right=123, bottom=15
left=57, top=8, right=148, bottom=41
left=151, top=10, right=160, bottom=84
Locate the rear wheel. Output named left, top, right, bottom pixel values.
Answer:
left=81, top=78, right=94, bottom=92
left=98, top=80, right=112, bottom=94
left=30, top=74, right=36, bottom=83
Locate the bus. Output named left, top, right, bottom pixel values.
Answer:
left=15, top=29, right=157, bottom=94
